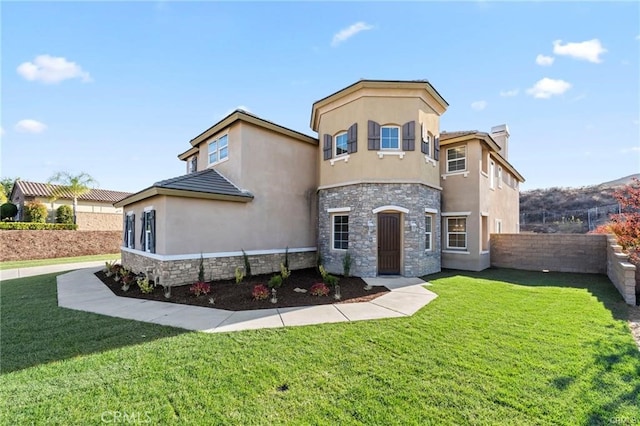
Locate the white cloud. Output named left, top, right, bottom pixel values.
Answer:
left=331, top=22, right=374, bottom=47
left=499, top=89, right=519, bottom=97
left=15, top=119, right=47, bottom=134
left=526, top=78, right=572, bottom=99
left=535, top=54, right=555, bottom=66
left=471, top=101, right=487, bottom=111
left=552, top=39, right=607, bottom=63
left=17, top=55, right=92, bottom=84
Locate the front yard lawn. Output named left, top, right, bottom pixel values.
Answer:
left=1, top=269, right=638, bottom=424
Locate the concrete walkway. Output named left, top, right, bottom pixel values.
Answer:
left=54, top=267, right=438, bottom=333
left=1, top=261, right=112, bottom=280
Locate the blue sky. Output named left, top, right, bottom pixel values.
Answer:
left=2, top=1, right=638, bottom=194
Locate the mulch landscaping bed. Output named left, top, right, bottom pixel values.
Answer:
left=95, top=268, right=389, bottom=311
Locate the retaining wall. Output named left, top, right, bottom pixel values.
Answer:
left=0, top=230, right=121, bottom=261
left=490, top=233, right=607, bottom=274
left=606, top=235, right=637, bottom=305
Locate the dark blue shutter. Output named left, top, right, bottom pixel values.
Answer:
left=130, top=214, right=135, bottom=249
left=368, top=120, right=380, bottom=150
left=323, top=134, right=333, bottom=160
left=149, top=210, right=156, bottom=254
left=347, top=123, right=357, bottom=153
left=402, top=121, right=415, bottom=151
left=140, top=215, right=146, bottom=251
left=123, top=215, right=128, bottom=246
left=434, top=136, right=440, bottom=161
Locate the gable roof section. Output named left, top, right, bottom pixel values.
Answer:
left=12, top=180, right=132, bottom=203
left=310, top=80, right=450, bottom=131
left=178, top=109, right=318, bottom=160
left=114, top=168, right=254, bottom=207
left=440, top=131, right=525, bottom=182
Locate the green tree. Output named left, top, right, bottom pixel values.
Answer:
left=1, top=203, right=18, bottom=220
left=56, top=205, right=74, bottom=224
left=24, top=201, right=48, bottom=223
left=47, top=172, right=98, bottom=224
left=0, top=177, right=19, bottom=204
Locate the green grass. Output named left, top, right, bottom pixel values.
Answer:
left=1, top=269, right=639, bottom=425
left=0, top=253, right=120, bottom=270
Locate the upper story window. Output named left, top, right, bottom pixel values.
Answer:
left=208, top=134, right=228, bottom=165
left=381, top=126, right=400, bottom=150
left=421, top=128, right=433, bottom=157
left=335, top=132, right=348, bottom=157
left=446, top=146, right=466, bottom=173
left=489, top=160, right=495, bottom=189
left=188, top=156, right=198, bottom=173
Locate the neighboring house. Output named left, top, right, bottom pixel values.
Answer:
left=115, top=80, right=525, bottom=284
left=10, top=180, right=131, bottom=231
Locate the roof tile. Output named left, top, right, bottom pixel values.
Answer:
left=14, top=181, right=132, bottom=203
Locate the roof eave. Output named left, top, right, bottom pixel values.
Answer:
left=114, top=186, right=254, bottom=208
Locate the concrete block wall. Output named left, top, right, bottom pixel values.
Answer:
left=1, top=230, right=121, bottom=261
left=122, top=249, right=317, bottom=287
left=76, top=212, right=123, bottom=231
left=490, top=233, right=607, bottom=274
left=606, top=235, right=637, bottom=305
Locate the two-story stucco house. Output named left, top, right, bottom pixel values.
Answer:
left=115, top=80, right=524, bottom=285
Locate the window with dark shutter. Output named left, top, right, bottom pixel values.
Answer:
left=367, top=120, right=381, bottom=150
left=421, top=124, right=430, bottom=155
left=149, top=210, right=156, bottom=254
left=140, top=216, right=146, bottom=251
left=434, top=136, right=440, bottom=160
left=130, top=214, right=135, bottom=249
left=323, top=134, right=333, bottom=160
left=402, top=121, right=416, bottom=151
left=347, top=123, right=358, bottom=153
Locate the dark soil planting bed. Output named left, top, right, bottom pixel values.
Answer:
left=95, top=268, right=389, bottom=311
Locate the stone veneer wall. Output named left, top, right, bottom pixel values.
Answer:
left=490, top=233, right=607, bottom=273
left=121, top=249, right=316, bottom=287
left=606, top=235, right=638, bottom=306
left=318, top=183, right=441, bottom=278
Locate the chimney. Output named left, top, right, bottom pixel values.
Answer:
left=490, top=124, right=509, bottom=159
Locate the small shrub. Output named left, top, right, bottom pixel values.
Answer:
left=316, top=252, right=323, bottom=274
left=242, top=249, right=252, bottom=278
left=324, top=274, right=339, bottom=287
left=343, top=251, right=352, bottom=277
left=55, top=205, right=73, bottom=224
left=24, top=202, right=48, bottom=223
left=0, top=203, right=18, bottom=220
left=137, top=274, right=154, bottom=294
left=0, top=222, right=77, bottom=230
left=190, top=281, right=210, bottom=297
left=280, top=263, right=290, bottom=281
left=310, top=283, right=330, bottom=297
left=235, top=266, right=245, bottom=284
left=268, top=275, right=282, bottom=289
left=104, top=260, right=118, bottom=277
left=318, top=265, right=329, bottom=281
left=252, top=284, right=269, bottom=301
left=198, top=254, right=205, bottom=282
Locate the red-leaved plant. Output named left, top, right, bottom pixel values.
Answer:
left=591, top=178, right=640, bottom=263
left=190, top=281, right=211, bottom=297
left=252, top=284, right=269, bottom=301
left=310, top=283, right=330, bottom=297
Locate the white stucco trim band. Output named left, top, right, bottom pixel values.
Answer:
left=442, top=211, right=471, bottom=217
left=442, top=250, right=471, bottom=255
left=372, top=205, right=410, bottom=214
left=317, top=180, right=443, bottom=192
left=327, top=207, right=351, bottom=213
left=121, top=246, right=317, bottom=261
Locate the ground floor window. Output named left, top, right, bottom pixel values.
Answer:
left=425, top=214, right=433, bottom=251
left=141, top=210, right=156, bottom=253
left=332, top=214, right=349, bottom=250
left=446, top=217, right=467, bottom=249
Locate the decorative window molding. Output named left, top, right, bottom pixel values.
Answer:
left=330, top=155, right=350, bottom=166
left=424, top=207, right=438, bottom=214
left=327, top=207, right=351, bottom=213
left=373, top=205, right=410, bottom=214
left=442, top=250, right=470, bottom=255
left=441, top=171, right=469, bottom=179
left=481, top=211, right=489, bottom=217
left=377, top=151, right=406, bottom=159
left=442, top=211, right=471, bottom=217
left=424, top=155, right=437, bottom=166
left=143, top=206, right=154, bottom=212
left=332, top=214, right=349, bottom=250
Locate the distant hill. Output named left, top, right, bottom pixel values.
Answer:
left=519, top=173, right=639, bottom=233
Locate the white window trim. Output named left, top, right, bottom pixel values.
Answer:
left=441, top=171, right=469, bottom=179
left=489, top=160, right=495, bottom=190
left=425, top=207, right=438, bottom=214
left=327, top=207, right=351, bottom=213
left=143, top=206, right=154, bottom=212
left=377, top=151, right=406, bottom=159
left=331, top=214, right=349, bottom=251
left=442, top=211, right=471, bottom=217
left=445, top=216, right=468, bottom=250
left=380, top=125, right=401, bottom=150
left=207, top=133, right=229, bottom=166
left=446, top=146, right=467, bottom=174
left=425, top=214, right=433, bottom=252
left=424, top=155, right=437, bottom=166
left=498, top=166, right=503, bottom=188
left=373, top=205, right=410, bottom=214
left=442, top=250, right=470, bottom=255
left=330, top=155, right=350, bottom=166
left=334, top=132, right=349, bottom=158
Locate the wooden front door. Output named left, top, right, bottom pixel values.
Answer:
left=378, top=213, right=401, bottom=275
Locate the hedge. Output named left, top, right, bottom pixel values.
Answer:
left=0, top=222, right=78, bottom=230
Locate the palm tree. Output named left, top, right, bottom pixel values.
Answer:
left=47, top=172, right=98, bottom=224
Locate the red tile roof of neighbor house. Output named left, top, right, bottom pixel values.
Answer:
left=13, top=180, right=132, bottom=203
